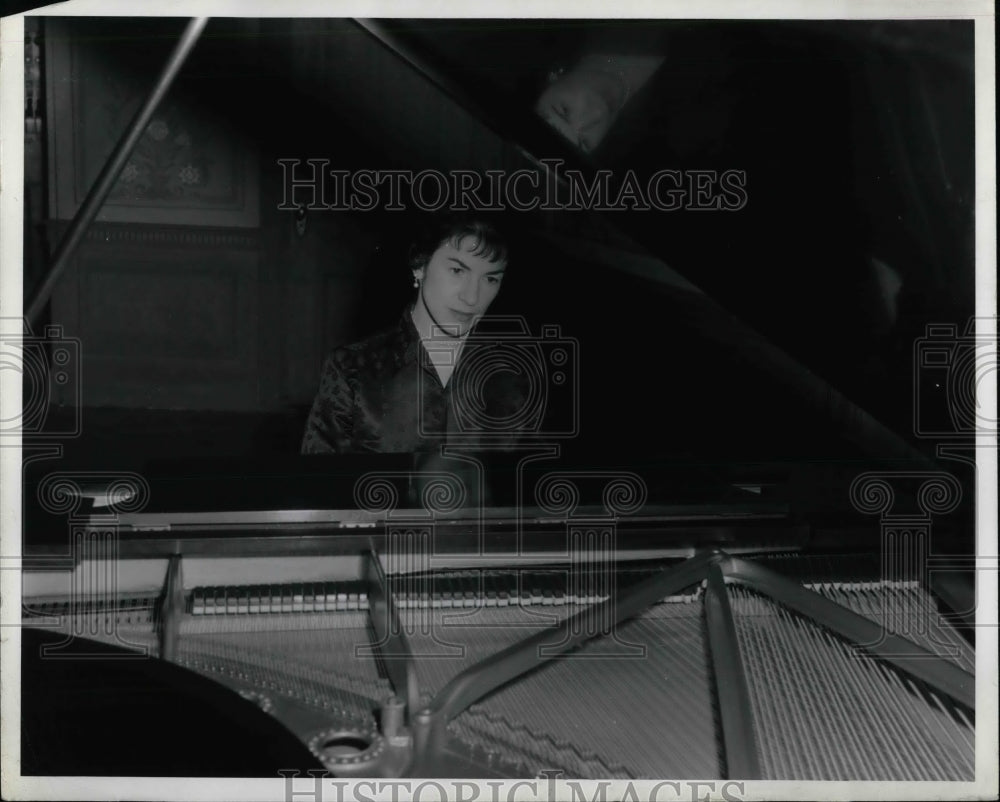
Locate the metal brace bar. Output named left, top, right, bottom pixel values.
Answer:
left=159, top=553, right=184, bottom=662
left=704, top=561, right=761, bottom=779
left=722, top=554, right=975, bottom=710
left=409, top=549, right=723, bottom=773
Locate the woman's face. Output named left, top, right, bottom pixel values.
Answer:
left=413, top=236, right=506, bottom=335
left=535, top=68, right=624, bottom=153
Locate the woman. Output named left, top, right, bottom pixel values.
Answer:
left=301, top=214, right=528, bottom=454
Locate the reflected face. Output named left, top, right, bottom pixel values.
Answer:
left=413, top=236, right=506, bottom=335
left=535, top=69, right=624, bottom=153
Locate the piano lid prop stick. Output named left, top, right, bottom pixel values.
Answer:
left=26, top=17, right=210, bottom=326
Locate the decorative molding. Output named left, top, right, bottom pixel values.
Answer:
left=25, top=18, right=43, bottom=141
left=45, top=18, right=259, bottom=228
left=46, top=220, right=260, bottom=250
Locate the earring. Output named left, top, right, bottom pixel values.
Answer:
left=413, top=277, right=420, bottom=288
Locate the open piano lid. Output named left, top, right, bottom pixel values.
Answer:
left=20, top=17, right=976, bottom=552
left=351, top=18, right=975, bottom=466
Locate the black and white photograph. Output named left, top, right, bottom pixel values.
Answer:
left=0, top=1, right=996, bottom=799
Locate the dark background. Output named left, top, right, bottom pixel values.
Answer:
left=20, top=17, right=978, bottom=522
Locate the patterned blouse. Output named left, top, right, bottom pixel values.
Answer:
left=301, top=312, right=532, bottom=454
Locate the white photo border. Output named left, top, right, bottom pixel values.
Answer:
left=1, top=2, right=995, bottom=800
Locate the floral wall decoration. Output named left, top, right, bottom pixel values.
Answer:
left=49, top=18, right=258, bottom=227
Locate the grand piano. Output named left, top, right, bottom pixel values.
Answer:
left=12, top=12, right=986, bottom=785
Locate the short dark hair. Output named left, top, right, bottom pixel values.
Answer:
left=407, top=213, right=509, bottom=273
